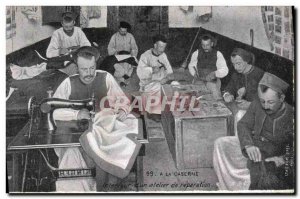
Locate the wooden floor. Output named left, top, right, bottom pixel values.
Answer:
left=142, top=119, right=218, bottom=192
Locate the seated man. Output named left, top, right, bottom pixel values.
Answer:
left=52, top=46, right=132, bottom=192
left=188, top=34, right=228, bottom=100
left=223, top=48, right=264, bottom=134
left=213, top=72, right=294, bottom=190
left=107, top=21, right=138, bottom=86
left=46, top=11, right=91, bottom=76
left=137, top=34, right=174, bottom=121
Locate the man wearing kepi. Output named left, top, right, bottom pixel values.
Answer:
left=213, top=72, right=294, bottom=190
left=137, top=34, right=174, bottom=121
left=52, top=46, right=131, bottom=192
left=46, top=12, right=91, bottom=75
left=188, top=34, right=228, bottom=100
left=107, top=21, right=138, bottom=86
left=223, top=48, right=264, bottom=134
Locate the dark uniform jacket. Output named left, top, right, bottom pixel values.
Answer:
left=224, top=66, right=264, bottom=101
left=237, top=98, right=294, bottom=189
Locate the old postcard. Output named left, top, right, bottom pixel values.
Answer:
left=6, top=6, right=295, bottom=194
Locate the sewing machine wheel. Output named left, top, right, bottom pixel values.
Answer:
left=28, top=96, right=37, bottom=117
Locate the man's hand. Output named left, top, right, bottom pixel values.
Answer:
left=77, top=109, right=91, bottom=120
left=236, top=87, right=246, bottom=100
left=237, top=99, right=251, bottom=110
left=59, top=48, right=69, bottom=55
left=205, top=71, right=217, bottom=82
left=116, top=109, right=127, bottom=121
left=160, top=78, right=168, bottom=85
left=152, top=66, right=161, bottom=73
left=245, top=145, right=262, bottom=162
left=223, top=93, right=234, bottom=103
left=265, top=156, right=285, bottom=167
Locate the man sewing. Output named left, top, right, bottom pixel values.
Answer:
left=213, top=72, right=294, bottom=190
left=107, top=21, right=138, bottom=87
left=137, top=34, right=174, bottom=122
left=187, top=34, right=228, bottom=100
left=46, top=11, right=91, bottom=76
left=52, top=46, right=130, bottom=192
left=223, top=48, right=264, bottom=134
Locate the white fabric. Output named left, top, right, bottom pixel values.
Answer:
left=81, top=109, right=138, bottom=171
left=188, top=50, right=228, bottom=78
left=55, top=147, right=96, bottom=192
left=52, top=70, right=130, bottom=192
left=137, top=49, right=173, bottom=87
left=137, top=49, right=173, bottom=114
left=46, top=27, right=91, bottom=58
left=213, top=136, right=250, bottom=191
left=113, top=63, right=134, bottom=84
left=6, top=87, right=16, bottom=101
left=140, top=82, right=162, bottom=114
left=10, top=63, right=47, bottom=80
left=234, top=109, right=247, bottom=136
left=107, top=32, right=138, bottom=57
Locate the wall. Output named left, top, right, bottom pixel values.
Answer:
left=201, top=6, right=271, bottom=52
left=6, top=7, right=56, bottom=54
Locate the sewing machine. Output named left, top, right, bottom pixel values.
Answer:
left=7, top=94, right=148, bottom=192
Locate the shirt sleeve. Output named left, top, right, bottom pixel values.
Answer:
left=52, top=78, right=80, bottom=120
left=46, top=31, right=60, bottom=58
left=215, top=51, right=228, bottom=78
left=78, top=29, right=91, bottom=46
left=237, top=99, right=257, bottom=152
left=159, top=53, right=173, bottom=75
left=188, top=50, right=198, bottom=76
left=224, top=73, right=237, bottom=97
left=130, top=34, right=138, bottom=57
left=107, top=34, right=117, bottom=55
left=137, top=53, right=153, bottom=80
left=105, top=72, right=130, bottom=114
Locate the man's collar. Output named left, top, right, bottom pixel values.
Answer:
left=151, top=49, right=160, bottom=57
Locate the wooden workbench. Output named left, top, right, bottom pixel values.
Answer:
left=161, top=84, right=232, bottom=170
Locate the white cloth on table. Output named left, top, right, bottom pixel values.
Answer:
left=10, top=63, right=47, bottom=80
left=213, top=136, right=250, bottom=191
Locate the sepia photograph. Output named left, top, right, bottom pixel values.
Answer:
left=5, top=5, right=295, bottom=194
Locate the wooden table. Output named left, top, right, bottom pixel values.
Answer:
left=161, top=84, right=232, bottom=170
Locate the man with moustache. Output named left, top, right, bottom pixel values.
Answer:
left=53, top=46, right=130, bottom=192
left=188, top=34, right=228, bottom=100
left=213, top=72, right=294, bottom=190
left=46, top=12, right=91, bottom=75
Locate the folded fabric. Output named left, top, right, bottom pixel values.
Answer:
left=79, top=109, right=141, bottom=178
left=10, top=62, right=47, bottom=80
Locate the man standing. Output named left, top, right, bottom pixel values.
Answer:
left=188, top=34, right=228, bottom=100
left=213, top=72, right=294, bottom=190
left=53, top=46, right=130, bottom=192
left=107, top=21, right=138, bottom=86
left=223, top=48, right=264, bottom=134
left=137, top=34, right=174, bottom=121
left=46, top=12, right=91, bottom=75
